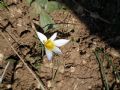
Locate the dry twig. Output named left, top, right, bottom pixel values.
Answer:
left=0, top=61, right=10, bottom=84
left=0, top=31, right=45, bottom=90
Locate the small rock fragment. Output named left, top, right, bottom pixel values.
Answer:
left=108, top=48, right=120, bottom=58
left=0, top=53, right=4, bottom=62
left=6, top=84, right=12, bottom=89
left=70, top=67, right=75, bottom=72
left=47, top=80, right=52, bottom=88
left=58, top=65, right=64, bottom=73
left=82, top=60, right=87, bottom=65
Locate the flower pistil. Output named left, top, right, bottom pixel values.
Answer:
left=44, top=39, right=55, bottom=50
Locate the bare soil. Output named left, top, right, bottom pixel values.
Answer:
left=0, top=0, right=120, bottom=90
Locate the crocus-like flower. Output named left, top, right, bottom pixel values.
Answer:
left=36, top=32, right=70, bottom=60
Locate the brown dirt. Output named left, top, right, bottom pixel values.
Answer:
left=0, top=0, right=120, bottom=90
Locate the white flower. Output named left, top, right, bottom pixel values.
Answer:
left=36, top=32, right=70, bottom=60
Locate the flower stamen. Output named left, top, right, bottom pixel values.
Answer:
left=44, top=39, right=55, bottom=50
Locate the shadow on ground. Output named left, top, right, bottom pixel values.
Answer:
left=59, top=0, right=120, bottom=50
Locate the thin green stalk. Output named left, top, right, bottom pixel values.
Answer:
left=94, top=51, right=109, bottom=90
left=104, top=53, right=120, bottom=82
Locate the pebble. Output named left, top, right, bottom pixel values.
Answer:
left=47, top=80, right=52, bottom=88
left=0, top=53, right=4, bottom=62
left=58, top=65, right=64, bottom=73
left=108, top=48, right=120, bottom=58
left=88, top=86, right=92, bottom=89
left=70, top=67, right=75, bottom=72
left=15, top=62, right=23, bottom=69
left=82, top=60, right=87, bottom=65
left=6, top=84, right=12, bottom=89
left=116, top=78, right=120, bottom=84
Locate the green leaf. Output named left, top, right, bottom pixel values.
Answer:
left=0, top=3, right=5, bottom=9
left=45, top=1, right=62, bottom=13
left=36, top=0, right=48, bottom=8
left=32, top=2, right=42, bottom=15
left=0, top=1, right=7, bottom=9
left=40, top=11, right=55, bottom=31
left=32, top=0, right=48, bottom=15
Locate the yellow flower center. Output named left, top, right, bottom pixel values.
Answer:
left=44, top=39, right=55, bottom=50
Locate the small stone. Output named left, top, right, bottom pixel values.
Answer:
left=116, top=78, right=120, bottom=84
left=0, top=53, right=4, bottom=61
left=58, top=65, right=64, bottom=73
left=6, top=84, right=12, bottom=89
left=82, top=60, right=87, bottom=65
left=81, top=81, right=85, bottom=84
left=15, top=62, right=23, bottom=69
left=70, top=67, right=75, bottom=72
left=17, top=19, right=22, bottom=27
left=49, top=63, right=54, bottom=68
left=88, top=86, right=92, bottom=89
left=109, top=48, right=120, bottom=58
left=93, top=41, right=97, bottom=45
left=91, top=45, right=96, bottom=51
left=47, top=80, right=52, bottom=88
left=85, top=53, right=90, bottom=58
left=77, top=48, right=79, bottom=51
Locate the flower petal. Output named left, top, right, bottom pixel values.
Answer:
left=45, top=48, right=53, bottom=60
left=50, top=33, right=57, bottom=41
left=52, top=47, right=62, bottom=54
left=54, top=39, right=70, bottom=47
left=36, top=32, right=47, bottom=44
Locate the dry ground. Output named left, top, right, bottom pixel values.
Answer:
left=0, top=0, right=120, bottom=90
